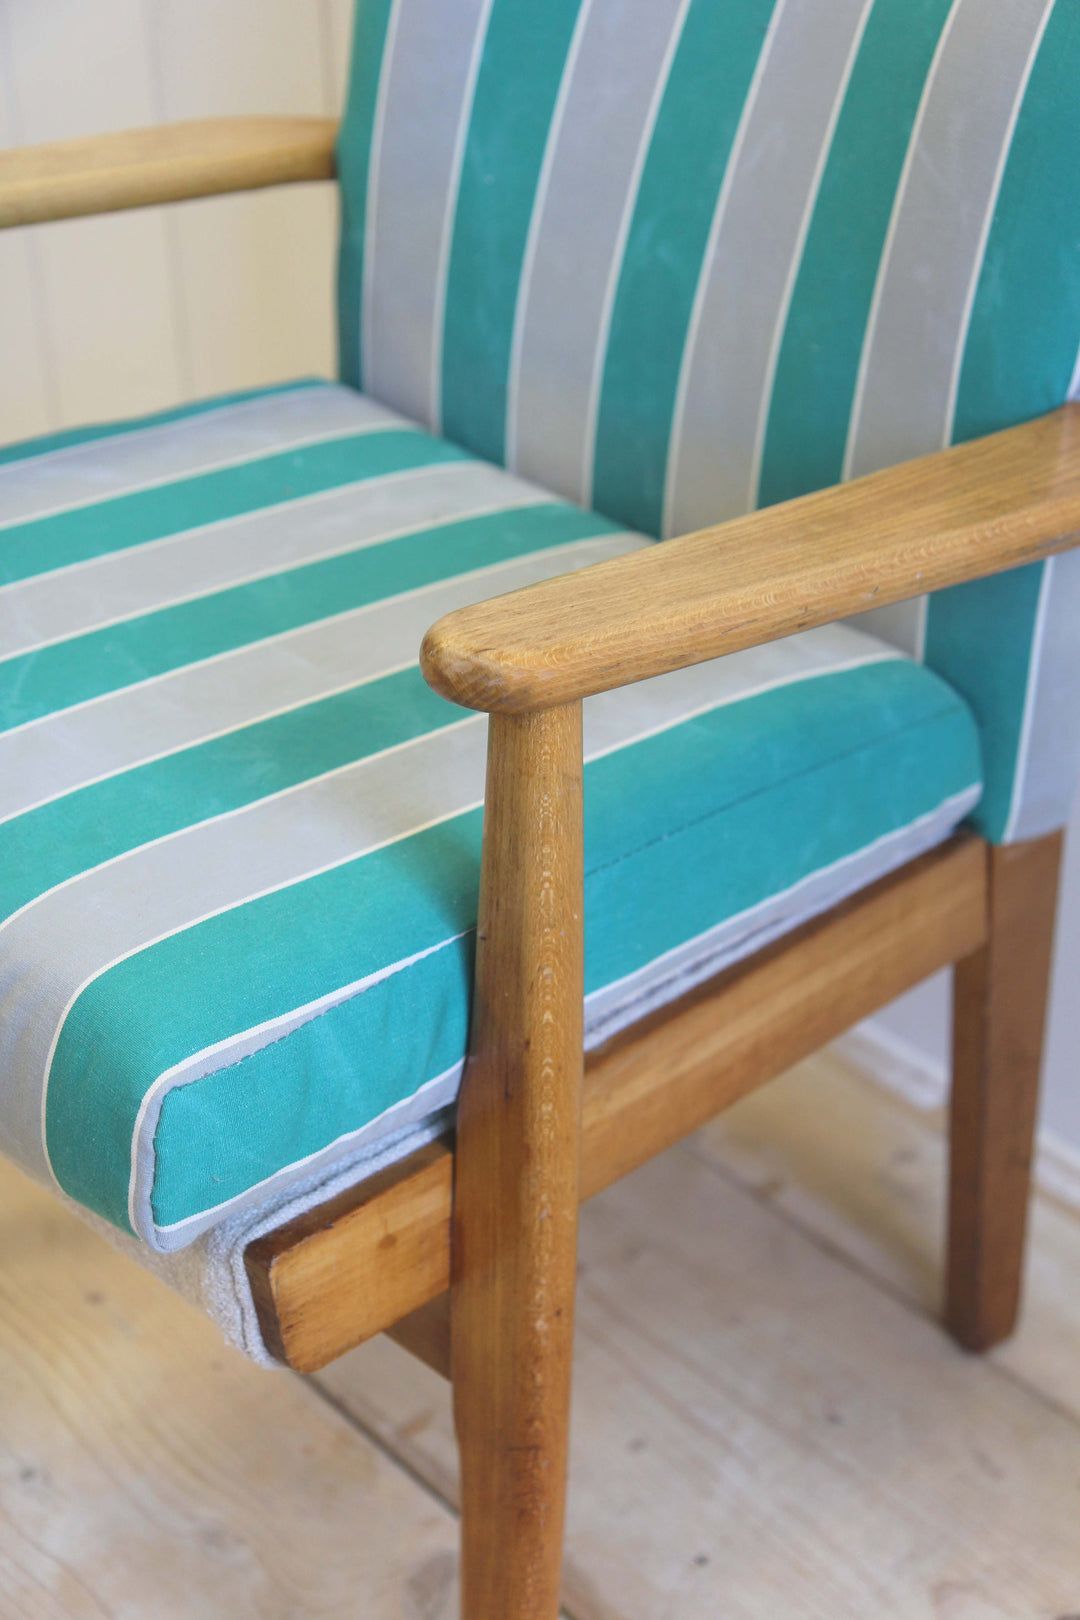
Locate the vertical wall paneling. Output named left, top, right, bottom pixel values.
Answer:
left=2, top=0, right=185, bottom=428
left=145, top=0, right=339, bottom=400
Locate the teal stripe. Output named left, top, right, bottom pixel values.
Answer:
left=0, top=380, right=326, bottom=472
left=0, top=427, right=448, bottom=586
left=440, top=0, right=583, bottom=464
left=927, top=0, right=1080, bottom=845
left=925, top=563, right=1045, bottom=844
left=336, top=0, right=395, bottom=390
left=44, top=658, right=980, bottom=1230
left=756, top=0, right=953, bottom=508
left=0, top=667, right=458, bottom=921
left=0, top=502, right=613, bottom=729
left=951, top=0, right=1080, bottom=445
left=590, top=0, right=777, bottom=537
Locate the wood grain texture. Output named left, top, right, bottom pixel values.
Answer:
left=0, top=117, right=337, bottom=228
left=451, top=705, right=585, bottom=1620
left=0, top=1159, right=461, bottom=1619
left=319, top=1057, right=1080, bottom=1620
left=421, top=405, right=1080, bottom=713
left=248, top=836, right=987, bottom=1372
left=947, top=832, right=1064, bottom=1351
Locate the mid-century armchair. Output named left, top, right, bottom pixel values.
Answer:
left=3, top=3, right=1080, bottom=1614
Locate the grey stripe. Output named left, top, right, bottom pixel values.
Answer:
left=0, top=532, right=642, bottom=822
left=0, top=460, right=541, bottom=661
left=665, top=0, right=871, bottom=537
left=1, top=620, right=892, bottom=1187
left=844, top=0, right=1054, bottom=478
left=0, top=385, right=403, bottom=530
left=1006, top=550, right=1080, bottom=842
left=507, top=0, right=688, bottom=503
left=361, top=0, right=491, bottom=425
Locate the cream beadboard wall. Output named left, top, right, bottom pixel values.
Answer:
left=2, top=1, right=1078, bottom=1180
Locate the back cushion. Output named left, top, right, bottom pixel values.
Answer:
left=337, top=0, right=1080, bottom=841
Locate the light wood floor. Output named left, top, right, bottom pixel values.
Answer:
left=2, top=1049, right=1078, bottom=1618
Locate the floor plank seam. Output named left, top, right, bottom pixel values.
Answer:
left=680, top=1136, right=1080, bottom=1436
left=302, top=1370, right=462, bottom=1521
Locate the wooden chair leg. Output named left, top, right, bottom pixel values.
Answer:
left=451, top=704, right=584, bottom=1620
left=946, top=831, right=1063, bottom=1351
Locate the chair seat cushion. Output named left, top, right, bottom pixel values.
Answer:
left=0, top=380, right=982, bottom=1251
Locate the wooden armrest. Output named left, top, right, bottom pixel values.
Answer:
left=0, top=116, right=338, bottom=228
left=421, top=405, right=1080, bottom=714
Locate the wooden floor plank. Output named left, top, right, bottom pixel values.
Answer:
left=319, top=1054, right=1080, bottom=1620
left=690, top=1048, right=1080, bottom=1425
left=0, top=1162, right=460, bottom=1619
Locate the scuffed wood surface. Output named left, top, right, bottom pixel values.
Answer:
left=318, top=1051, right=1080, bottom=1619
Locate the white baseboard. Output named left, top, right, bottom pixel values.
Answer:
left=833, top=1018, right=1080, bottom=1216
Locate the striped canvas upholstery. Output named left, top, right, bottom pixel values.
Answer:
left=338, top=0, right=1080, bottom=845
left=0, top=380, right=980, bottom=1252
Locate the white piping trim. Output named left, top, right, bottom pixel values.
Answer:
left=128, top=935, right=469, bottom=1237
left=36, top=640, right=899, bottom=1202
left=0, top=528, right=634, bottom=746
left=1001, top=553, right=1053, bottom=844
left=149, top=1063, right=464, bottom=1244
left=1067, top=335, right=1080, bottom=402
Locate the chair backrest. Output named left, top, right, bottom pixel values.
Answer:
left=336, top=0, right=1080, bottom=844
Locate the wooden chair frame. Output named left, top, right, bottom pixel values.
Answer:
left=2, top=120, right=1077, bottom=1619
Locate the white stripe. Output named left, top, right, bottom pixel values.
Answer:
left=0, top=463, right=541, bottom=663
left=663, top=0, right=785, bottom=538
left=15, top=624, right=894, bottom=1194
left=942, top=3, right=1055, bottom=446
left=0, top=403, right=404, bottom=536
left=127, top=934, right=469, bottom=1239
left=504, top=0, right=598, bottom=474
left=1001, top=556, right=1053, bottom=844
left=1067, top=338, right=1080, bottom=402
left=582, top=0, right=692, bottom=507
left=842, top=0, right=962, bottom=481
left=748, top=0, right=875, bottom=507
left=428, top=0, right=497, bottom=432
left=359, top=0, right=402, bottom=390
left=843, top=0, right=1054, bottom=479
left=0, top=532, right=638, bottom=823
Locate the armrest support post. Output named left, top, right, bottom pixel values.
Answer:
left=452, top=703, right=584, bottom=1619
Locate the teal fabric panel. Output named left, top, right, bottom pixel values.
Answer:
left=756, top=0, right=953, bottom=507
left=334, top=0, right=1080, bottom=842
left=589, top=0, right=777, bottom=536
left=0, top=498, right=601, bottom=729
left=43, top=658, right=980, bottom=1231
left=0, top=379, right=325, bottom=469
left=439, top=0, right=583, bottom=464
left=336, top=0, right=394, bottom=391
